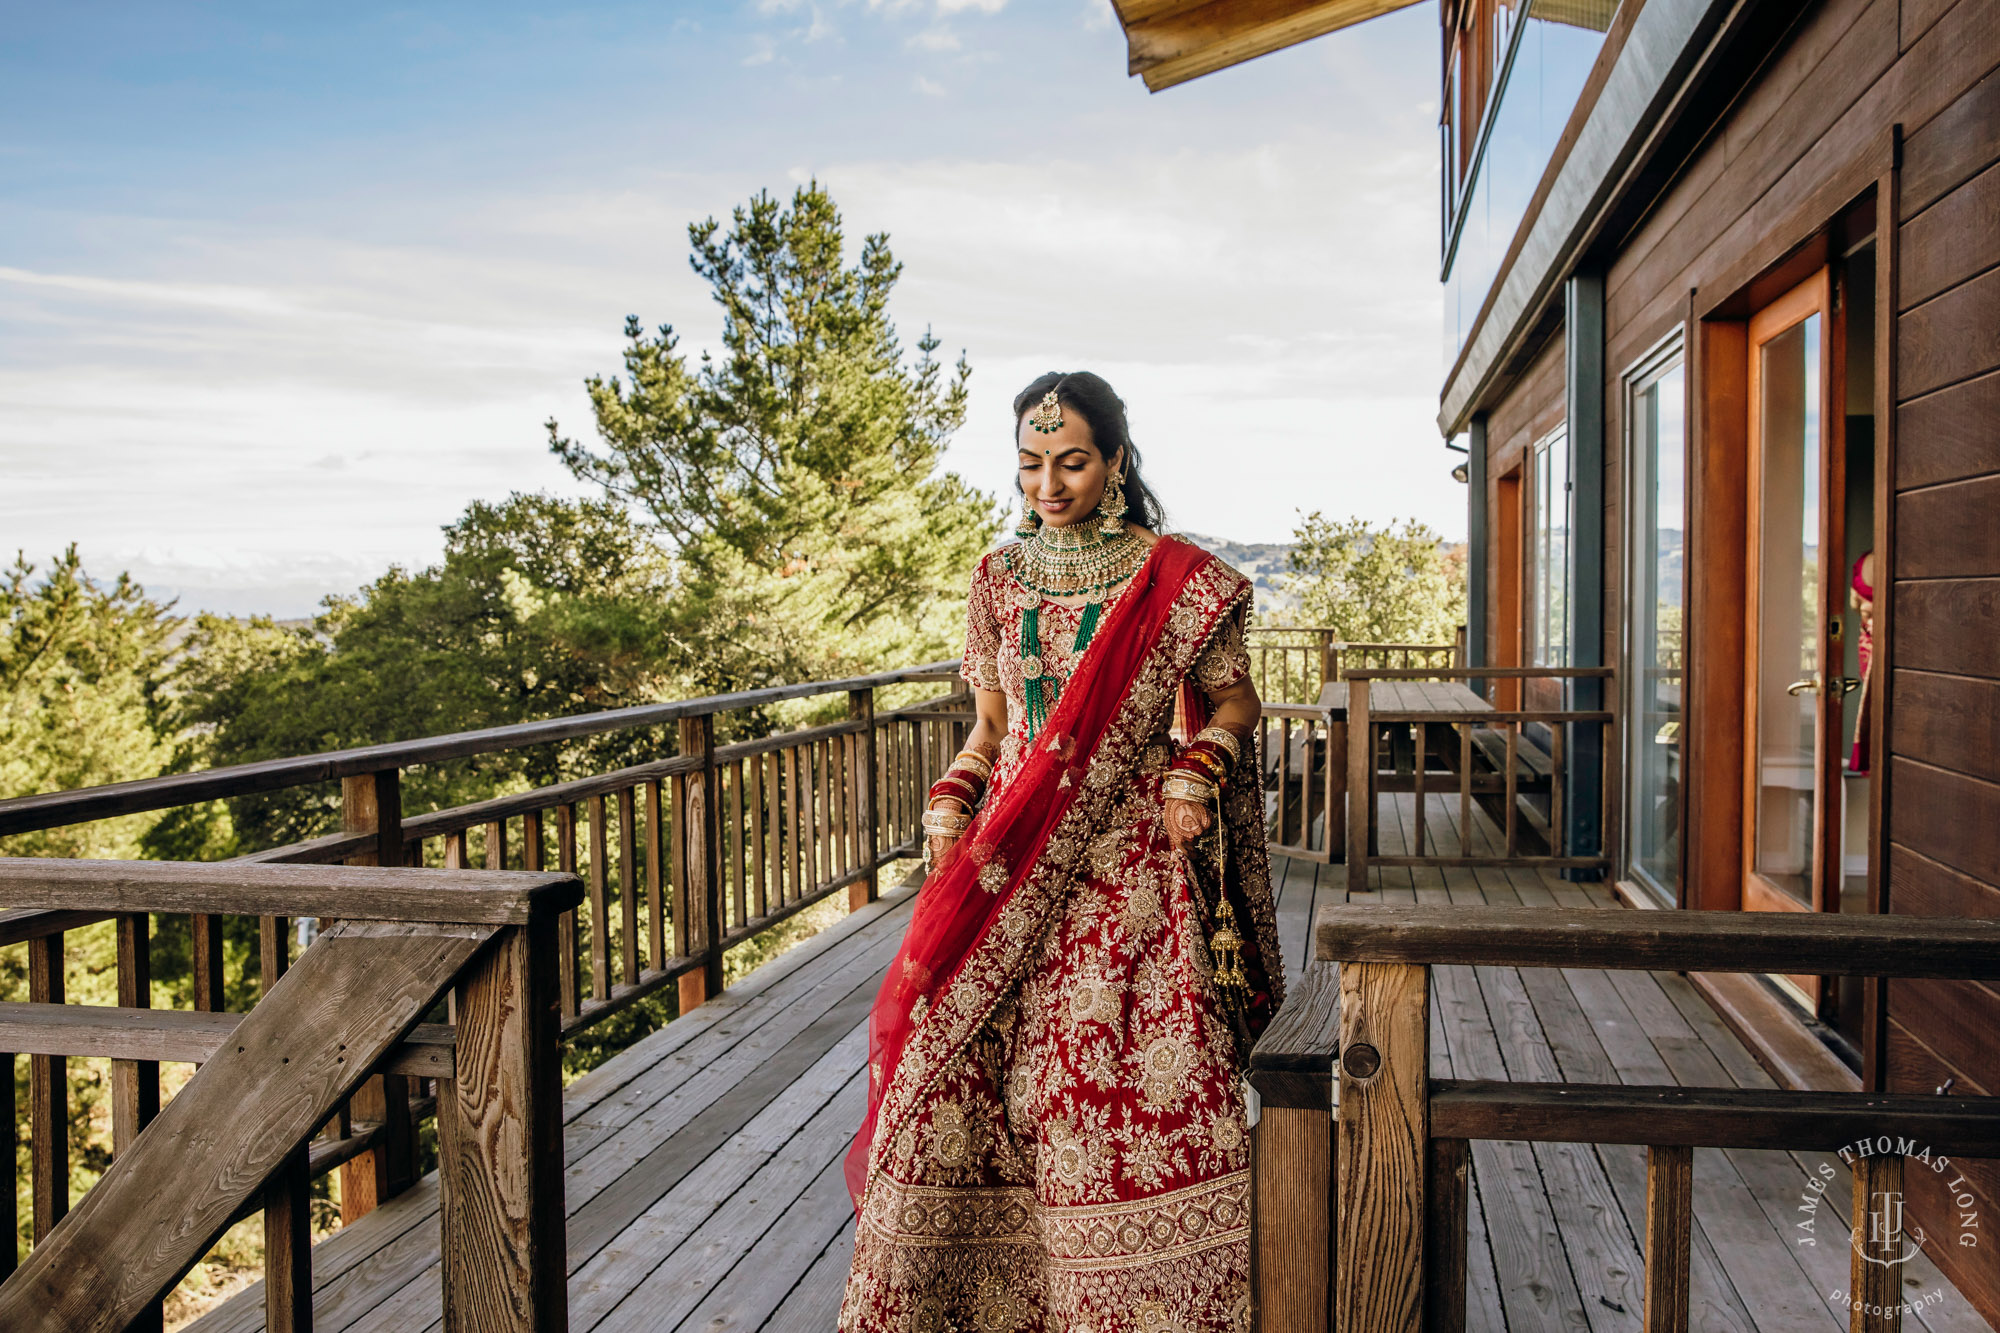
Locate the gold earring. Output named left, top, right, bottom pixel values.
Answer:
left=1097, top=470, right=1127, bottom=535
left=1016, top=492, right=1040, bottom=538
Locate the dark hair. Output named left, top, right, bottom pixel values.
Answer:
left=1010, top=371, right=1167, bottom=531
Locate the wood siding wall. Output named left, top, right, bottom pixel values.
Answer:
left=1468, top=0, right=1999, bottom=1317
left=1882, top=54, right=2000, bottom=1325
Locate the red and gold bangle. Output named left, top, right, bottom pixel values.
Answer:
left=1183, top=738, right=1234, bottom=775
left=1172, top=743, right=1231, bottom=789
left=929, top=772, right=986, bottom=810
left=1178, top=747, right=1228, bottom=782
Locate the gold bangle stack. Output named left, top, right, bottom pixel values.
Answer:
left=1191, top=726, right=1243, bottom=769
left=949, top=747, right=994, bottom=781
left=921, top=808, right=972, bottom=838
left=1163, top=774, right=1217, bottom=804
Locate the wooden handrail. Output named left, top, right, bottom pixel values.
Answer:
left=1429, top=1079, right=2000, bottom=1154
left=1342, top=665, right=1615, bottom=679
left=0, top=1001, right=455, bottom=1078
left=0, top=859, right=583, bottom=924
left=1316, top=903, right=2000, bottom=978
left=0, top=659, right=961, bottom=837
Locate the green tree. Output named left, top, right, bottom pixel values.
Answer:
left=156, top=494, right=686, bottom=855
left=0, top=549, right=187, bottom=1258
left=0, top=547, right=179, bottom=859
left=548, top=181, right=999, bottom=691
left=1280, top=514, right=1467, bottom=645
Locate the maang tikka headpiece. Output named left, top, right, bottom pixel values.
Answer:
left=1028, top=389, right=1064, bottom=435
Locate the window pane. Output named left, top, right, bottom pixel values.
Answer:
left=1531, top=429, right=1570, bottom=667
left=1752, top=315, right=1821, bottom=906
left=1629, top=362, right=1684, bottom=898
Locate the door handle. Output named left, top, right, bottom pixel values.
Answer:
left=1786, top=677, right=1820, bottom=696
left=1834, top=676, right=1862, bottom=695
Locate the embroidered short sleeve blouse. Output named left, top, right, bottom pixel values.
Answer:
left=959, top=539, right=1253, bottom=756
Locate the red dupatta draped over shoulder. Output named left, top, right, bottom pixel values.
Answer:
left=844, top=536, right=1216, bottom=1212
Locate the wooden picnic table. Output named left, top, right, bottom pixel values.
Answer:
left=1314, top=679, right=1495, bottom=859
left=1314, top=679, right=1493, bottom=719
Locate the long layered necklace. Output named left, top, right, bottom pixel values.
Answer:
left=1000, top=521, right=1148, bottom=739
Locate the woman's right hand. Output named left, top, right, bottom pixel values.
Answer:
left=925, top=832, right=960, bottom=867
left=923, top=796, right=969, bottom=873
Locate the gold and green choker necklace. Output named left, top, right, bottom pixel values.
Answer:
left=1002, top=521, right=1147, bottom=600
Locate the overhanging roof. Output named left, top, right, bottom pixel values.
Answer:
left=1114, top=0, right=1425, bottom=91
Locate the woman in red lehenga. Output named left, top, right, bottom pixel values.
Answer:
left=840, top=371, right=1284, bottom=1333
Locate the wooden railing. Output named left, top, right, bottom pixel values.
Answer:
left=1245, top=628, right=1467, bottom=706
left=1249, top=905, right=2000, bottom=1333
left=0, top=858, right=583, bottom=1333
left=0, top=661, right=976, bottom=1322
left=1259, top=702, right=1344, bottom=863
left=1342, top=666, right=1614, bottom=891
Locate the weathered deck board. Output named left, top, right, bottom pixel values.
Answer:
left=183, top=791, right=1997, bottom=1332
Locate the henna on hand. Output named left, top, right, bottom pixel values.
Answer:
left=1163, top=797, right=1211, bottom=851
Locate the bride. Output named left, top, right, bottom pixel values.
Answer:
left=840, top=371, right=1283, bottom=1333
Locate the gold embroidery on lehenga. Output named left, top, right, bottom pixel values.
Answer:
left=845, top=546, right=1275, bottom=1333
left=973, top=1275, right=1031, bottom=1331
left=1140, top=1033, right=1196, bottom=1109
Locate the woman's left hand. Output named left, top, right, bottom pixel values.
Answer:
left=1164, top=797, right=1212, bottom=852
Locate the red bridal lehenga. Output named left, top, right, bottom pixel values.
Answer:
left=839, top=534, right=1284, bottom=1333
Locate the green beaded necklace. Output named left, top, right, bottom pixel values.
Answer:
left=1002, top=524, right=1148, bottom=740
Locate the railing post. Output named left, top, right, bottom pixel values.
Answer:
left=1325, top=706, right=1347, bottom=861
left=679, top=714, right=724, bottom=1007
left=0, top=1049, right=11, bottom=1280
left=28, top=931, right=66, bottom=1242
left=1346, top=679, right=1371, bottom=896
left=439, top=920, right=568, bottom=1333
left=340, top=768, right=412, bottom=1223
left=1849, top=1154, right=1906, bottom=1333
left=850, top=688, right=879, bottom=910
left=1425, top=1137, right=1469, bottom=1333
left=260, top=916, right=311, bottom=1333
left=1644, top=1144, right=1693, bottom=1333
left=1252, top=1097, right=1334, bottom=1333
left=1335, top=960, right=1428, bottom=1333
left=265, top=1145, right=314, bottom=1333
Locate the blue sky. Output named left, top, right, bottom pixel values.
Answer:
left=1, top=0, right=1452, bottom=616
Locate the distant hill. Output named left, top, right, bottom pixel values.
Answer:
left=1179, top=532, right=1299, bottom=614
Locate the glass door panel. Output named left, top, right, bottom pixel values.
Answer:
left=1752, top=313, right=1822, bottom=908
left=1628, top=357, right=1684, bottom=903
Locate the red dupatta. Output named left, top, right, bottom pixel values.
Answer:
left=844, top=535, right=1214, bottom=1211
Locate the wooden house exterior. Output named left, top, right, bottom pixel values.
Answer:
left=1120, top=0, right=2000, bottom=1322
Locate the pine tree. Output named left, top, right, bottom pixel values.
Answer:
left=548, top=181, right=1000, bottom=690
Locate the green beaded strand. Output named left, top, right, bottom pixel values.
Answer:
left=1020, top=600, right=1105, bottom=743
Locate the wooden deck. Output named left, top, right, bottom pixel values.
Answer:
left=186, top=795, right=1992, bottom=1333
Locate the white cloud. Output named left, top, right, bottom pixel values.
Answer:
left=809, top=138, right=1452, bottom=544
left=914, top=74, right=947, bottom=95
left=907, top=26, right=960, bottom=50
